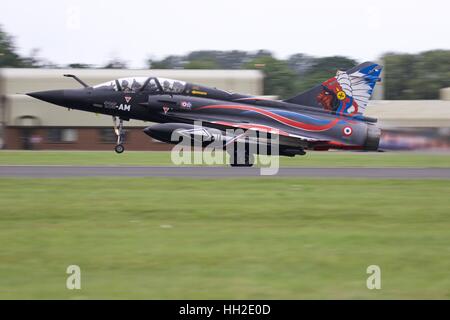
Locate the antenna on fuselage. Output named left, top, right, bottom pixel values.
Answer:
left=63, top=74, right=89, bottom=88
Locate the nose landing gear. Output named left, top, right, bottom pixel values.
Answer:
left=113, top=116, right=125, bottom=154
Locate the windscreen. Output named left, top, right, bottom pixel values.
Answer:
left=93, top=77, right=163, bottom=93
left=93, top=77, right=184, bottom=94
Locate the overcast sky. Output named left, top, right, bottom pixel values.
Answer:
left=1, top=0, right=449, bottom=68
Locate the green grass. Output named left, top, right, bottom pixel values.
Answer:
left=1, top=150, right=450, bottom=167
left=0, top=178, right=449, bottom=299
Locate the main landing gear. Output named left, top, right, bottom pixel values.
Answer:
left=228, top=143, right=255, bottom=167
left=113, top=116, right=125, bottom=154
left=230, top=150, right=254, bottom=167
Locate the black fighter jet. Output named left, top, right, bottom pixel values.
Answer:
left=27, top=62, right=382, bottom=166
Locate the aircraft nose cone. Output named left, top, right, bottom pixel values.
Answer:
left=27, top=90, right=66, bottom=106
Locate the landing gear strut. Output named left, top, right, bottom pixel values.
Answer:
left=228, top=143, right=255, bottom=167
left=230, top=151, right=254, bottom=167
left=113, top=116, right=125, bottom=154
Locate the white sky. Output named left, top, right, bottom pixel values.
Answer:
left=1, top=0, right=449, bottom=68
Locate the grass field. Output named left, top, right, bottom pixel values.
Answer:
left=1, top=150, right=450, bottom=167
left=0, top=177, right=449, bottom=299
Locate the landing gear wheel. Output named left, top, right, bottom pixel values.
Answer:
left=114, top=144, right=124, bottom=154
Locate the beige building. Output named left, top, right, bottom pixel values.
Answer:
left=365, top=100, right=450, bottom=128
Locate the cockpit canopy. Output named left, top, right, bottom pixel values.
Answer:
left=93, top=77, right=186, bottom=94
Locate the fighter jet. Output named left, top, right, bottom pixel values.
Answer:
left=27, top=62, right=382, bottom=166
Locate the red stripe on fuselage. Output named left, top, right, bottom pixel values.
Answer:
left=213, top=121, right=290, bottom=136
left=197, top=105, right=340, bottom=132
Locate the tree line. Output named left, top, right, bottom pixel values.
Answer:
left=1, top=26, right=449, bottom=99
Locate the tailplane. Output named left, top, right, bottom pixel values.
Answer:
left=284, top=62, right=382, bottom=116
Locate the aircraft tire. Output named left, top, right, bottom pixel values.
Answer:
left=114, top=144, right=125, bottom=154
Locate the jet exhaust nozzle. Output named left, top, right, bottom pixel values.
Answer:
left=364, top=125, right=381, bottom=151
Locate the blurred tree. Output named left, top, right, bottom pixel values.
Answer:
left=22, top=48, right=58, bottom=68
left=149, top=50, right=252, bottom=69
left=245, top=55, right=297, bottom=99
left=0, top=29, right=55, bottom=68
left=21, top=48, right=41, bottom=68
left=148, top=55, right=186, bottom=69
left=216, top=50, right=251, bottom=69
left=184, top=58, right=220, bottom=69
left=412, top=50, right=450, bottom=99
left=287, top=53, right=315, bottom=77
left=250, top=49, right=273, bottom=60
left=68, top=63, right=92, bottom=69
left=383, top=53, right=417, bottom=99
left=0, top=25, right=28, bottom=67
left=383, top=50, right=450, bottom=99
left=103, top=58, right=128, bottom=69
left=187, top=50, right=250, bottom=69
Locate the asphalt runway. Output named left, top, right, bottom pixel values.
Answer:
left=1, top=165, right=450, bottom=178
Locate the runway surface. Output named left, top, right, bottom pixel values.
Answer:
left=1, top=165, right=450, bottom=178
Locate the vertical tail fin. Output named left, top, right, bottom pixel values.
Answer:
left=284, top=62, right=382, bottom=116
